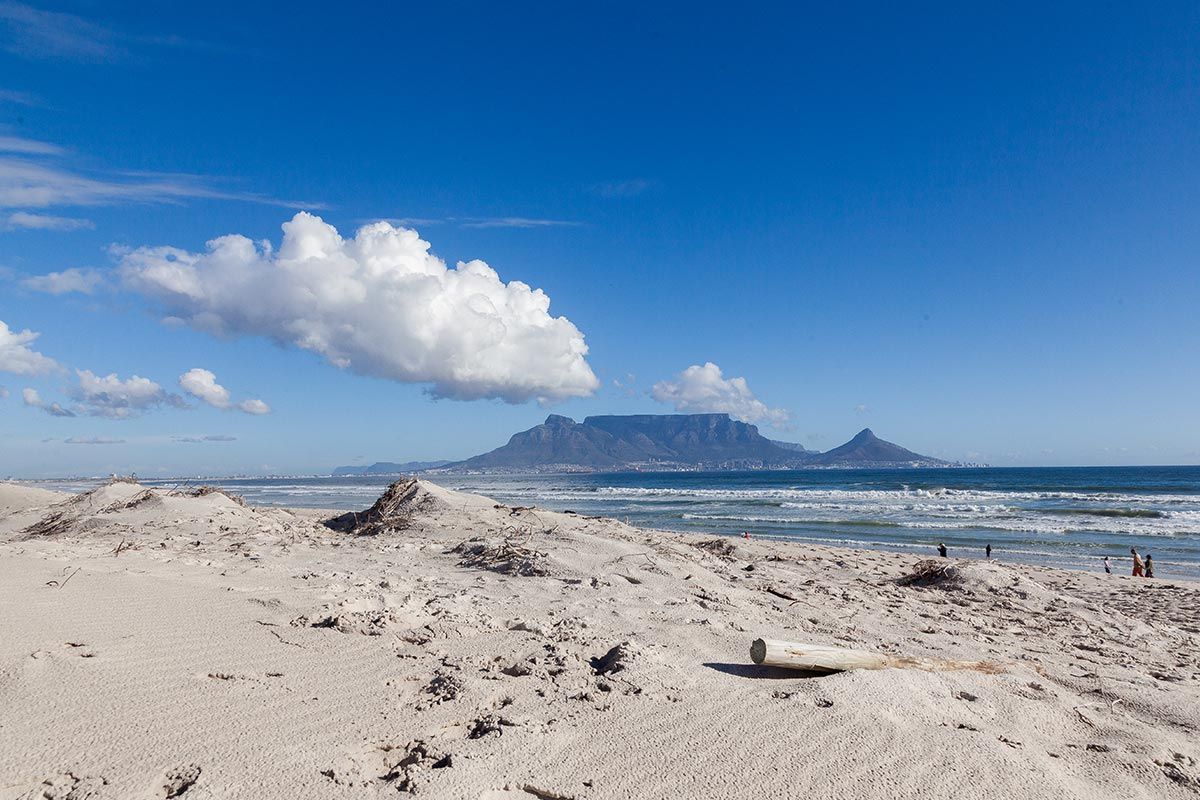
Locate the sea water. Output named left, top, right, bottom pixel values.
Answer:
left=38, top=466, right=1200, bottom=580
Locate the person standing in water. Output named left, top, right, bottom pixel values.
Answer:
left=1144, top=553, right=1155, bottom=578
left=937, top=542, right=948, bottom=558
left=1103, top=556, right=1111, bottom=574
left=985, top=543, right=992, bottom=559
left=1131, top=547, right=1145, bottom=577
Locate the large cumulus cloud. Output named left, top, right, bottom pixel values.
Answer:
left=117, top=213, right=599, bottom=403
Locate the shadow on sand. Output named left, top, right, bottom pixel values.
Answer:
left=702, top=662, right=832, bottom=680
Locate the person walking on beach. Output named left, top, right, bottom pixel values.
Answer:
left=937, top=542, right=948, bottom=558
left=985, top=543, right=992, bottom=559
left=1103, top=556, right=1111, bottom=574
left=1131, top=547, right=1144, bottom=577
left=1144, top=553, right=1154, bottom=578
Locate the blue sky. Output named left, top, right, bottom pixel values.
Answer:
left=1, top=1, right=1198, bottom=477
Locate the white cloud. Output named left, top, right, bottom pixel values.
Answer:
left=237, top=398, right=271, bottom=415
left=71, top=369, right=184, bottom=419
left=372, top=216, right=581, bottom=230
left=22, top=267, right=103, bottom=294
left=0, top=136, right=320, bottom=212
left=0, top=385, right=7, bottom=398
left=0, top=319, right=59, bottom=374
left=179, top=368, right=230, bottom=407
left=22, top=385, right=74, bottom=416
left=0, top=136, right=64, bottom=156
left=5, top=211, right=95, bottom=231
left=0, top=2, right=118, bottom=61
left=122, top=212, right=599, bottom=403
left=457, top=217, right=581, bottom=229
left=178, top=367, right=270, bottom=415
left=64, top=436, right=125, bottom=445
left=0, top=153, right=314, bottom=210
left=0, top=88, right=38, bottom=106
left=651, top=362, right=790, bottom=427
left=173, top=434, right=237, bottom=443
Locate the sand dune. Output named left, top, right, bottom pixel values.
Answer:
left=1, top=479, right=1197, bottom=799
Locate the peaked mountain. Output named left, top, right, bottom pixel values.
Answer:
left=807, top=428, right=946, bottom=467
left=449, top=415, right=949, bottom=471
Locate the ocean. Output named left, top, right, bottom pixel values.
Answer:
left=35, top=466, right=1200, bottom=580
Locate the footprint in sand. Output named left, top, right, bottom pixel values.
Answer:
left=16, top=772, right=108, bottom=800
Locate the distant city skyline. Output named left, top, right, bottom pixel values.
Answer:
left=2, top=2, right=1199, bottom=477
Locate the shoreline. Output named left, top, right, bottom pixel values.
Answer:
left=2, top=479, right=1198, bottom=799
left=8, top=470, right=1200, bottom=581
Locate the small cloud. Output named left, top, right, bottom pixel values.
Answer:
left=71, top=369, right=185, bottom=418
left=854, top=404, right=869, bottom=415
left=22, top=267, right=103, bottom=294
left=236, top=398, right=270, bottom=415
left=64, top=436, right=125, bottom=445
left=179, top=368, right=270, bottom=415
left=370, top=216, right=581, bottom=230
left=5, top=212, right=95, bottom=231
left=371, top=217, right=444, bottom=228
left=590, top=178, right=654, bottom=198
left=0, top=319, right=59, bottom=375
left=173, top=434, right=237, bottom=443
left=456, top=217, right=582, bottom=229
left=0, top=2, right=120, bottom=61
left=22, top=386, right=74, bottom=416
left=0, top=136, right=65, bottom=156
left=0, top=88, right=38, bottom=106
left=0, top=137, right=322, bottom=212
left=651, top=362, right=790, bottom=427
left=612, top=372, right=638, bottom=398
left=0, top=385, right=7, bottom=398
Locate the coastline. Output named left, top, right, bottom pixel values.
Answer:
left=1, top=479, right=1198, bottom=799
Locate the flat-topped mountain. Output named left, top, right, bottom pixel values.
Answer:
left=443, top=414, right=948, bottom=471
left=456, top=413, right=798, bottom=470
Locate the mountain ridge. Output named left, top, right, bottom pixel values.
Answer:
left=443, top=414, right=950, bottom=472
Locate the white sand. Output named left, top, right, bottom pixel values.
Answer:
left=1, top=479, right=1198, bottom=799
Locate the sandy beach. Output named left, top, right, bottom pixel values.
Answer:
left=1, top=478, right=1198, bottom=800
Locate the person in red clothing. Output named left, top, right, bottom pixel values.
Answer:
left=1130, top=547, right=1144, bottom=577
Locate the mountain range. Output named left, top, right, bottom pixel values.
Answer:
left=332, top=414, right=950, bottom=474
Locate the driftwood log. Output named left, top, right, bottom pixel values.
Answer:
left=750, top=638, right=1004, bottom=674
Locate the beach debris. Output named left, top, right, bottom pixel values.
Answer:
left=468, top=714, right=510, bottom=738
left=20, top=507, right=80, bottom=538
left=163, top=764, right=201, bottom=798
left=452, top=537, right=552, bottom=577
left=181, top=486, right=248, bottom=506
left=323, top=478, right=432, bottom=535
left=897, top=559, right=1051, bottom=604
left=45, top=567, right=81, bottom=590
left=691, top=538, right=738, bottom=558
left=750, top=638, right=1005, bottom=674
left=762, top=585, right=803, bottom=604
